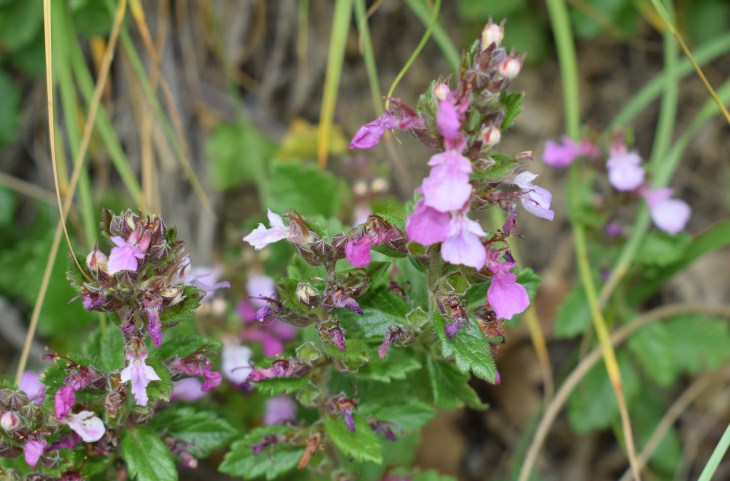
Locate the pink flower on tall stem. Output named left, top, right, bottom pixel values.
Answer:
left=543, top=136, right=599, bottom=168
left=607, top=144, right=645, bottom=191
left=441, top=212, right=487, bottom=270
left=642, top=188, right=691, bottom=234
left=486, top=249, right=529, bottom=320
left=514, top=172, right=554, bottom=221
left=108, top=235, right=146, bottom=274
left=120, top=348, right=161, bottom=406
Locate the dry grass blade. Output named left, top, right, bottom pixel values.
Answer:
left=517, top=303, right=730, bottom=481
left=16, top=0, right=129, bottom=385
left=0, top=171, right=56, bottom=205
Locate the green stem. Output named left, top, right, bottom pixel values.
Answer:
left=354, top=0, right=383, bottom=116
left=698, top=422, right=730, bottom=481
left=404, top=0, right=459, bottom=71
left=385, top=0, right=442, bottom=103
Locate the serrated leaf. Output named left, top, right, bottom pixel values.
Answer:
left=663, top=315, right=730, bottom=376
left=627, top=322, right=675, bottom=386
left=144, top=358, right=173, bottom=403
left=219, top=425, right=304, bottom=480
left=206, top=120, right=274, bottom=191
left=149, top=407, right=237, bottom=457
left=433, top=313, right=497, bottom=382
left=553, top=284, right=590, bottom=339
left=470, top=154, right=517, bottom=182
left=252, top=376, right=309, bottom=396
left=155, top=335, right=221, bottom=362
left=359, top=400, right=435, bottom=433
left=268, top=161, right=342, bottom=217
left=324, top=415, right=383, bottom=464
left=356, top=349, right=422, bottom=383
left=83, top=327, right=125, bottom=372
left=635, top=232, right=691, bottom=266
left=339, top=288, right=410, bottom=339
left=426, top=358, right=486, bottom=410
left=567, top=351, right=640, bottom=433
left=159, top=286, right=203, bottom=326
left=121, top=427, right=177, bottom=481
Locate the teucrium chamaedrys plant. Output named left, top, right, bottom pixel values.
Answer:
left=221, top=20, right=551, bottom=480
left=0, top=209, right=234, bottom=480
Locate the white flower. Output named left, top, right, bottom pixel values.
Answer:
left=243, top=210, right=291, bottom=250
left=67, top=411, right=105, bottom=443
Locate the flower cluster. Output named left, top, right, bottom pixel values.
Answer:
left=350, top=20, right=549, bottom=320
left=542, top=134, right=691, bottom=234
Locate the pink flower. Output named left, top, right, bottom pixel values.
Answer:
left=243, top=210, right=292, bottom=250
left=120, top=348, right=161, bottom=406
left=19, top=371, right=45, bottom=404
left=144, top=303, right=163, bottom=348
left=24, top=437, right=47, bottom=467
left=171, top=378, right=206, bottom=402
left=222, top=343, right=253, bottom=385
left=405, top=201, right=450, bottom=246
left=66, top=411, right=105, bottom=443
left=263, top=395, right=297, bottom=425
left=441, top=213, right=487, bottom=269
left=543, top=136, right=593, bottom=168
left=642, top=188, right=691, bottom=234
left=349, top=102, right=425, bottom=150
left=486, top=250, right=529, bottom=320
left=183, top=261, right=230, bottom=301
left=422, top=151, right=473, bottom=212
left=436, top=99, right=461, bottom=141
left=345, top=237, right=373, bottom=268
left=54, top=386, right=76, bottom=420
left=514, top=172, right=554, bottom=221
left=607, top=144, right=644, bottom=191
left=108, top=236, right=145, bottom=274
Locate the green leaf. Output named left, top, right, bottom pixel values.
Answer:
left=324, top=415, right=383, bottom=464
left=457, top=0, right=525, bottom=18
left=515, top=268, right=540, bottom=300
left=553, top=284, right=590, bottom=339
left=121, top=427, right=177, bottom=481
left=207, top=120, right=275, bottom=191
left=0, top=71, right=20, bottom=147
left=663, top=315, right=730, bottom=376
left=0, top=186, right=15, bottom=227
left=427, top=358, right=486, bottom=410
left=144, top=357, right=173, bottom=403
left=470, top=154, right=517, bottom=182
left=627, top=322, right=675, bottom=386
left=159, top=286, right=203, bottom=326
left=434, top=312, right=497, bottom=382
left=219, top=426, right=305, bottom=480
left=356, top=349, right=422, bottom=383
left=0, top=0, right=42, bottom=52
left=631, top=386, right=681, bottom=475
left=149, top=407, right=237, bottom=457
left=359, top=400, right=435, bottom=433
left=685, top=0, right=729, bottom=46
left=321, top=339, right=370, bottom=365
left=635, top=232, right=691, bottom=266
left=83, top=327, right=125, bottom=372
left=339, top=288, right=410, bottom=339
left=155, top=335, right=221, bottom=362
left=268, top=161, right=342, bottom=217
left=567, top=351, right=640, bottom=433
left=71, top=0, right=112, bottom=37
left=412, top=470, right=459, bottom=481
left=252, top=376, right=310, bottom=396
left=500, top=92, right=525, bottom=131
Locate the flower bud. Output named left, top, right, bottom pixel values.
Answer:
left=85, top=243, right=108, bottom=272
left=370, top=177, right=389, bottom=194
left=1, top=411, right=21, bottom=432
left=481, top=21, right=504, bottom=49
left=296, top=283, right=318, bottom=305
left=498, top=56, right=522, bottom=79
left=433, top=82, right=450, bottom=101
left=482, top=126, right=502, bottom=147
left=353, top=180, right=368, bottom=197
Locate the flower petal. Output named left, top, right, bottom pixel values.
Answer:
left=405, top=201, right=450, bottom=245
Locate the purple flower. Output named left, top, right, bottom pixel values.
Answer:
left=171, top=378, right=206, bottom=402
left=514, top=172, right=554, bottom=221
left=349, top=103, right=425, bottom=150
left=345, top=237, right=373, bottom=268
left=486, top=250, right=529, bottom=320
left=263, top=396, right=297, bottom=425
left=184, top=263, right=230, bottom=301
left=108, top=236, right=146, bottom=275
left=444, top=317, right=466, bottom=339
left=239, top=300, right=297, bottom=357
left=201, top=370, right=222, bottom=392
left=120, top=348, right=161, bottom=406
left=441, top=212, right=487, bottom=269
left=436, top=99, right=461, bottom=142
left=222, top=343, right=253, bottom=385
left=24, top=437, right=47, bottom=467
left=607, top=145, right=645, bottom=191
left=422, top=151, right=472, bottom=212
left=19, top=371, right=45, bottom=404
left=246, top=273, right=277, bottom=308
left=66, top=411, right=105, bottom=443
left=643, top=188, right=691, bottom=234
left=543, top=136, right=588, bottom=168
left=55, top=386, right=76, bottom=421
left=405, top=201, right=450, bottom=246
left=243, top=210, right=292, bottom=250
left=145, top=304, right=163, bottom=348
